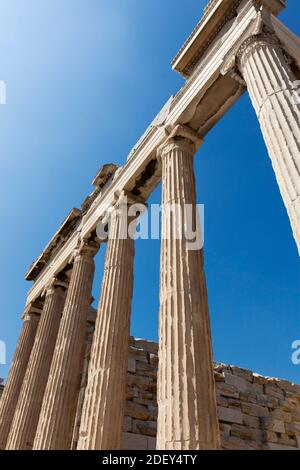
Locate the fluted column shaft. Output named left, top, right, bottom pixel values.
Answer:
left=33, top=241, right=98, bottom=450
left=6, top=282, right=66, bottom=450
left=78, top=200, right=135, bottom=450
left=0, top=306, right=40, bottom=449
left=71, top=316, right=95, bottom=449
left=156, top=126, right=220, bottom=450
left=238, top=33, right=300, bottom=253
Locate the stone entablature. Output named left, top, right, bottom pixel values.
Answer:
left=172, top=0, right=286, bottom=77
left=22, top=0, right=300, bottom=309
left=25, top=209, right=82, bottom=282
left=25, top=164, right=119, bottom=283
left=81, top=164, right=119, bottom=215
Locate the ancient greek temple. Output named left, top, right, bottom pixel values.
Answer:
left=0, top=0, right=299, bottom=451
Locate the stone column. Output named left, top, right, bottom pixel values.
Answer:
left=156, top=125, right=220, bottom=450
left=33, top=239, right=99, bottom=450
left=237, top=32, right=300, bottom=254
left=6, top=279, right=66, bottom=450
left=77, top=193, right=137, bottom=450
left=71, top=308, right=96, bottom=450
left=0, top=303, right=41, bottom=449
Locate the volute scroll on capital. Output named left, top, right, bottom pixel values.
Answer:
left=70, top=236, right=100, bottom=264
left=21, top=300, right=43, bottom=321
left=236, top=31, right=283, bottom=71
left=220, top=7, right=285, bottom=83
left=157, top=124, right=203, bottom=161
left=41, top=276, right=68, bottom=298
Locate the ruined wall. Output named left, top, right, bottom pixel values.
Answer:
left=124, top=338, right=300, bottom=451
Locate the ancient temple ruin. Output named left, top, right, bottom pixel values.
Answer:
left=0, top=0, right=299, bottom=450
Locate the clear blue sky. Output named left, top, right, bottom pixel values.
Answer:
left=0, top=0, right=299, bottom=384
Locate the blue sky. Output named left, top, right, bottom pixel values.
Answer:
left=0, top=0, right=299, bottom=384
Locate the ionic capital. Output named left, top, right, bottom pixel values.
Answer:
left=224, top=29, right=294, bottom=89
left=22, top=300, right=43, bottom=321
left=157, top=125, right=203, bottom=161
left=70, top=236, right=100, bottom=264
left=100, top=190, right=147, bottom=228
left=113, top=190, right=146, bottom=209
left=42, top=277, right=68, bottom=298
left=220, top=8, right=284, bottom=84
left=236, top=31, right=282, bottom=72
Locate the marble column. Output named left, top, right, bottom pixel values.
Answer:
left=71, top=309, right=96, bottom=450
left=0, top=303, right=41, bottom=449
left=156, top=125, right=220, bottom=450
left=33, top=239, right=99, bottom=450
left=237, top=32, right=300, bottom=254
left=6, top=279, right=66, bottom=450
left=77, top=193, right=136, bottom=450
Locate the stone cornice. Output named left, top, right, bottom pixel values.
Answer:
left=172, top=0, right=285, bottom=78
left=172, top=0, right=242, bottom=78
left=25, top=208, right=82, bottom=282
left=220, top=7, right=274, bottom=79
left=26, top=166, right=118, bottom=282
left=170, top=0, right=261, bottom=111
left=92, top=163, right=118, bottom=188
left=81, top=164, right=119, bottom=216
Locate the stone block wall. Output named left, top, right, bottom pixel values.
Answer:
left=124, top=338, right=300, bottom=450
left=124, top=338, right=158, bottom=450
